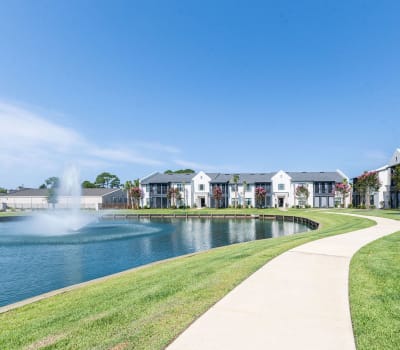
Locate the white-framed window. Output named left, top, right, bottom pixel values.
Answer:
left=199, top=184, right=205, bottom=191
left=176, top=183, right=183, bottom=191
left=278, top=183, right=285, bottom=191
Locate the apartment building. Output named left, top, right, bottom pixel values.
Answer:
left=140, top=170, right=348, bottom=209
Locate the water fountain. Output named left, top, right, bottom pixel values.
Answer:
left=29, top=164, right=96, bottom=235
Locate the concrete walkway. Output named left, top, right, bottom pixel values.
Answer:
left=167, top=214, right=400, bottom=350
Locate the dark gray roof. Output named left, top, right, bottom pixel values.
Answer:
left=140, top=172, right=196, bottom=184
left=287, top=172, right=344, bottom=182
left=138, top=171, right=345, bottom=185
left=209, top=173, right=275, bottom=184
left=208, top=173, right=232, bottom=183
left=0, top=188, right=48, bottom=197
left=81, top=188, right=122, bottom=196
left=1, top=188, right=121, bottom=197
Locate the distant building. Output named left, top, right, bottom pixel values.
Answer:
left=352, top=148, right=400, bottom=208
left=140, top=170, right=348, bottom=209
left=0, top=188, right=126, bottom=210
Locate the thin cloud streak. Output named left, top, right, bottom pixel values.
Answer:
left=134, top=141, right=181, bottom=154
left=0, top=101, right=171, bottom=186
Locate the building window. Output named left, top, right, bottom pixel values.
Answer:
left=176, top=183, right=183, bottom=191
left=199, top=184, right=205, bottom=191
left=278, top=183, right=285, bottom=191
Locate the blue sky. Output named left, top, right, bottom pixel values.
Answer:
left=1, top=1, right=399, bottom=188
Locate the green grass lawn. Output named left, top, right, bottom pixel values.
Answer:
left=0, top=211, right=373, bottom=349
left=335, top=208, right=400, bottom=221
left=341, top=207, right=400, bottom=349
left=350, top=230, right=400, bottom=350
left=0, top=211, right=25, bottom=217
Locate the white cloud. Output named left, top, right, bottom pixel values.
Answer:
left=1, top=102, right=83, bottom=154
left=0, top=101, right=173, bottom=187
left=134, top=141, right=181, bottom=154
left=88, top=147, right=163, bottom=166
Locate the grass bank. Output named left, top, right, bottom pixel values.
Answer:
left=0, top=211, right=373, bottom=349
left=336, top=208, right=400, bottom=221
left=350, top=230, right=400, bottom=350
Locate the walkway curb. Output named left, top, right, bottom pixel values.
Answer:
left=167, top=213, right=400, bottom=350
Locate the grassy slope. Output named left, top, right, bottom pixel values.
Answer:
left=350, top=231, right=400, bottom=350
left=347, top=209, right=400, bottom=349
left=0, top=211, right=373, bottom=350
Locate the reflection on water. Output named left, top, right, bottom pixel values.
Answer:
left=0, top=218, right=310, bottom=306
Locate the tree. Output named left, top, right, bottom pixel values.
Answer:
left=355, top=171, right=381, bottom=208
left=295, top=185, right=310, bottom=207
left=255, top=187, right=267, bottom=208
left=335, top=179, right=351, bottom=208
left=40, top=177, right=60, bottom=189
left=0, top=187, right=7, bottom=194
left=213, top=186, right=223, bottom=209
left=81, top=180, right=97, bottom=188
left=95, top=172, right=120, bottom=188
left=124, top=180, right=133, bottom=208
left=167, top=187, right=181, bottom=208
left=242, top=180, right=247, bottom=208
left=41, top=176, right=60, bottom=208
left=232, top=174, right=239, bottom=209
left=130, top=186, right=143, bottom=209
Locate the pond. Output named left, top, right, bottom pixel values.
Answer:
left=0, top=216, right=311, bottom=307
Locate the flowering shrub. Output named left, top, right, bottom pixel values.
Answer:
left=213, top=186, right=223, bottom=208
left=167, top=187, right=182, bottom=208
left=129, top=187, right=143, bottom=209
left=255, top=187, right=266, bottom=208
left=355, top=171, right=381, bottom=208
left=295, top=185, right=309, bottom=207
left=335, top=181, right=351, bottom=208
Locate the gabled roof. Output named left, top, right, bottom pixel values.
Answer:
left=0, top=188, right=48, bottom=197
left=140, top=172, right=196, bottom=184
left=209, top=173, right=275, bottom=184
left=389, top=148, right=400, bottom=167
left=81, top=188, right=122, bottom=196
left=209, top=173, right=232, bottom=183
left=1, top=188, right=122, bottom=197
left=287, top=171, right=344, bottom=182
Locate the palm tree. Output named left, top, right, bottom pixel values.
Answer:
left=124, top=180, right=133, bottom=209
left=242, top=180, right=247, bottom=208
left=182, top=181, right=186, bottom=208
left=232, top=174, right=239, bottom=209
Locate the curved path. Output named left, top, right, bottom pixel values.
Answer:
left=167, top=214, right=400, bottom=350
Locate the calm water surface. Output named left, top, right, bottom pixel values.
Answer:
left=0, top=217, right=310, bottom=306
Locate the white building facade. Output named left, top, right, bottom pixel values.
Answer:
left=353, top=148, right=400, bottom=208
left=140, top=170, right=348, bottom=209
left=0, top=188, right=126, bottom=210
